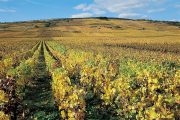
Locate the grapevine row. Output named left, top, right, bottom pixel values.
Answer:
left=0, top=41, right=41, bottom=119
left=44, top=41, right=179, bottom=120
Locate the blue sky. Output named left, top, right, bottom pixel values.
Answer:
left=0, top=0, right=180, bottom=22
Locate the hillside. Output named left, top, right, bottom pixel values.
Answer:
left=1, top=18, right=180, bottom=39
left=0, top=18, right=180, bottom=119
left=0, top=18, right=180, bottom=61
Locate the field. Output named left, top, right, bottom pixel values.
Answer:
left=0, top=18, right=179, bottom=119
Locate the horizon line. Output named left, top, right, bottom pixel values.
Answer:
left=0, top=17, right=180, bottom=23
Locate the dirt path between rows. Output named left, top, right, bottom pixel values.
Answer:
left=21, top=43, right=59, bottom=120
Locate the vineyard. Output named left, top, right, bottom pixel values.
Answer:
left=0, top=18, right=180, bottom=119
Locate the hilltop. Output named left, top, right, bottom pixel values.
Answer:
left=0, top=18, right=179, bottom=61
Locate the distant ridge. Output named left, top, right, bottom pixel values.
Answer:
left=0, top=17, right=180, bottom=26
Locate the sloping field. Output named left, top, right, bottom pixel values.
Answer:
left=0, top=18, right=179, bottom=119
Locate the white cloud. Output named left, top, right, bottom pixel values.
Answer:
left=74, top=3, right=106, bottom=15
left=175, top=4, right=180, bottom=8
left=0, top=8, right=16, bottom=13
left=93, top=9, right=106, bottom=15
left=147, top=8, right=165, bottom=13
left=73, top=0, right=166, bottom=18
left=71, top=13, right=93, bottom=18
left=118, top=13, right=141, bottom=18
left=118, top=13, right=148, bottom=19
left=93, top=0, right=146, bottom=13
left=0, top=0, right=16, bottom=13
left=74, top=4, right=87, bottom=10
left=169, top=19, right=180, bottom=22
left=25, top=0, right=47, bottom=6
